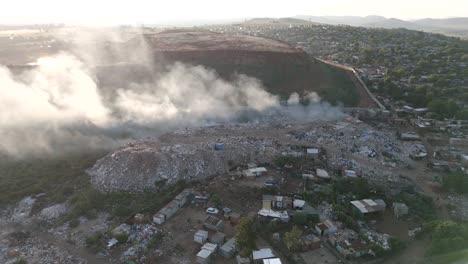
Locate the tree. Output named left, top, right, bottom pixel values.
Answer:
left=388, top=67, right=405, bottom=79
left=456, top=109, right=468, bottom=120
left=284, top=226, right=303, bottom=252
left=461, top=54, right=468, bottom=62
left=293, top=213, right=308, bottom=226
left=211, top=194, right=221, bottom=208
left=429, top=220, right=468, bottom=255
left=235, top=218, right=256, bottom=257
left=428, top=99, right=460, bottom=119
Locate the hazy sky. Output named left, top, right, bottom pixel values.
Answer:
left=1, top=0, right=467, bottom=25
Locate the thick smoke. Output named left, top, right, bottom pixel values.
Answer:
left=0, top=30, right=344, bottom=158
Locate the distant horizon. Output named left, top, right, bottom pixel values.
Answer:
left=0, top=0, right=466, bottom=26
left=0, top=15, right=467, bottom=27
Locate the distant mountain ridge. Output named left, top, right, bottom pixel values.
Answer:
left=294, top=15, right=468, bottom=37
left=243, top=17, right=316, bottom=25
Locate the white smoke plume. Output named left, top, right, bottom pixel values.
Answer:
left=0, top=30, right=344, bottom=158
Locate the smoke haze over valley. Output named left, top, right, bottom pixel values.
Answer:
left=0, top=30, right=344, bottom=158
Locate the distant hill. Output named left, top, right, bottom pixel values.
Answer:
left=244, top=17, right=316, bottom=25
left=363, top=18, right=419, bottom=30
left=295, top=15, right=387, bottom=26
left=294, top=15, right=468, bottom=37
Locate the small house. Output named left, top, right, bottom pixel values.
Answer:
left=307, top=148, right=320, bottom=158
left=344, top=170, right=357, bottom=178
left=351, top=199, right=386, bottom=219
left=315, top=220, right=337, bottom=236
left=399, top=132, right=421, bottom=141
left=197, top=249, right=214, bottom=264
left=204, top=216, right=224, bottom=231
left=262, top=195, right=273, bottom=210
left=316, top=169, right=331, bottom=180
left=393, top=203, right=409, bottom=219
left=194, top=230, right=209, bottom=244
left=219, top=238, right=236, bottom=258
left=293, top=199, right=306, bottom=209
left=257, top=209, right=290, bottom=223
left=229, top=212, right=241, bottom=224
left=153, top=213, right=165, bottom=225
left=262, top=195, right=292, bottom=210
left=272, top=196, right=292, bottom=209
left=174, top=188, right=192, bottom=207
left=202, top=242, right=218, bottom=252
left=210, top=232, right=226, bottom=245
left=107, top=238, right=119, bottom=249
left=263, top=258, right=282, bottom=264
left=252, top=248, right=275, bottom=263
left=303, top=234, right=321, bottom=250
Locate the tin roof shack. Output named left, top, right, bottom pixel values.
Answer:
left=196, top=243, right=218, bottom=264
left=153, top=189, right=192, bottom=225
left=351, top=199, right=386, bottom=219
left=272, top=196, right=292, bottom=209
left=174, top=188, right=192, bottom=207
left=398, top=132, right=421, bottom=141
left=204, top=216, right=224, bottom=231
left=344, top=170, right=358, bottom=178
left=302, top=234, right=321, bottom=251
left=252, top=248, right=275, bottom=263
left=107, top=238, right=119, bottom=249
left=429, top=160, right=451, bottom=172
left=393, top=203, right=409, bottom=219
left=315, top=220, right=338, bottom=236
left=306, top=148, right=320, bottom=158
left=257, top=209, right=290, bottom=223
left=316, top=169, right=331, bottom=181
left=219, top=238, right=237, bottom=258
left=411, top=118, right=434, bottom=130
left=229, top=212, right=241, bottom=224
left=194, top=230, right=209, bottom=244
left=193, top=193, right=210, bottom=205
left=262, top=195, right=293, bottom=210
left=263, top=258, right=283, bottom=264
left=328, top=229, right=368, bottom=259
left=243, top=167, right=268, bottom=178
left=209, top=232, right=226, bottom=245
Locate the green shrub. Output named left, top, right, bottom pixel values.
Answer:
left=115, top=232, right=129, bottom=244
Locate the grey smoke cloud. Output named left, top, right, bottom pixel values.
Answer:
left=0, top=31, right=344, bottom=158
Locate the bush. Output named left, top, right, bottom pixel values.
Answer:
left=443, top=171, right=468, bottom=194
left=85, top=231, right=103, bottom=249
left=115, top=232, right=129, bottom=244
left=396, top=192, right=436, bottom=221
left=69, top=218, right=80, bottom=228
left=293, top=213, right=308, bottom=226
left=261, top=186, right=279, bottom=195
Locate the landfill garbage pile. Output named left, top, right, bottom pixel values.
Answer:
left=1, top=233, right=86, bottom=264
left=88, top=123, right=285, bottom=192
left=287, top=121, right=415, bottom=193
left=88, top=120, right=416, bottom=193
